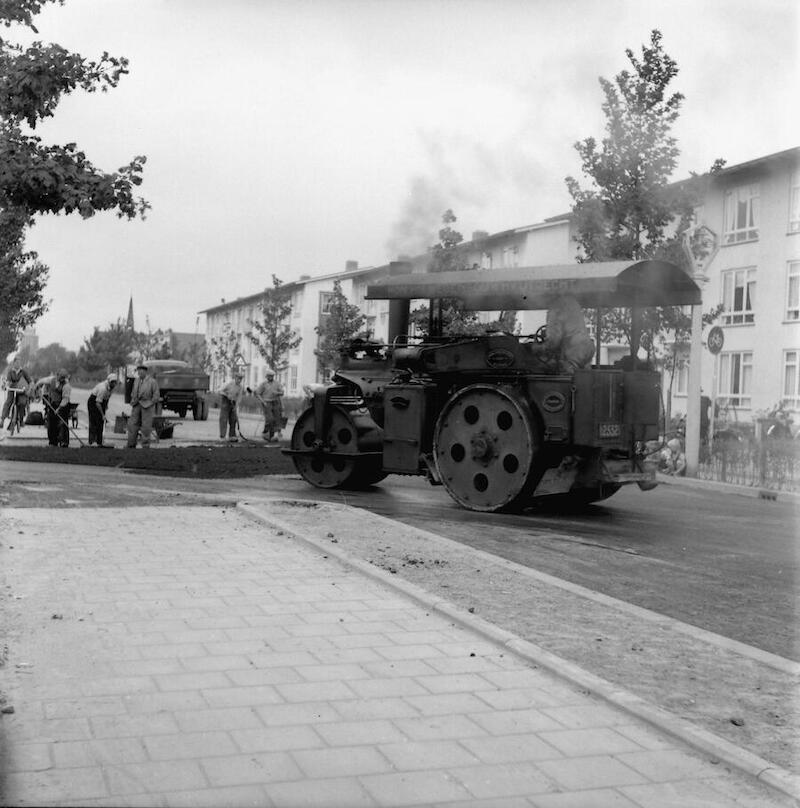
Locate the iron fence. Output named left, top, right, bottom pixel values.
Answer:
left=698, top=436, right=799, bottom=492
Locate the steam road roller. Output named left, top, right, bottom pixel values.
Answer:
left=284, top=260, right=701, bottom=512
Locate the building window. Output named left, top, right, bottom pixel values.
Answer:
left=721, top=267, right=756, bottom=324
left=787, top=262, right=800, bottom=321
left=481, top=251, right=492, bottom=270
left=784, top=351, right=800, bottom=409
left=718, top=351, right=753, bottom=408
left=289, top=365, right=298, bottom=393
left=723, top=183, right=759, bottom=244
left=502, top=245, right=519, bottom=268
left=320, top=291, right=334, bottom=315
left=789, top=171, right=800, bottom=233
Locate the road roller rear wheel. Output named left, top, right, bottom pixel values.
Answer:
left=290, top=406, right=386, bottom=489
left=433, top=384, right=543, bottom=512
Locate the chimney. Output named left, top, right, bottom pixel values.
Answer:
left=389, top=260, right=412, bottom=276
left=299, top=274, right=310, bottom=280
left=471, top=230, right=489, bottom=243
left=345, top=260, right=358, bottom=272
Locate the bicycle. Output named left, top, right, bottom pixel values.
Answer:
left=5, top=387, right=26, bottom=435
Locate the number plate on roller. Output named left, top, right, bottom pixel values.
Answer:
left=598, top=422, right=621, bottom=438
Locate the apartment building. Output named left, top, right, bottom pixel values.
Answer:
left=684, top=147, right=800, bottom=422
left=200, top=147, right=799, bottom=421
left=200, top=261, right=395, bottom=395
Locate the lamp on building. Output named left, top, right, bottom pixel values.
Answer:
left=681, top=224, right=719, bottom=476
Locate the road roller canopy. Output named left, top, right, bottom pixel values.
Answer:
left=365, top=259, right=701, bottom=309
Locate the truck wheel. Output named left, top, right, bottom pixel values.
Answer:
left=433, top=384, right=543, bottom=512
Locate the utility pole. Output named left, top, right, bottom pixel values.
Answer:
left=681, top=225, right=719, bottom=477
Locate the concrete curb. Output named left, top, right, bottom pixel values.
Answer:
left=237, top=499, right=800, bottom=803
left=658, top=473, right=800, bottom=503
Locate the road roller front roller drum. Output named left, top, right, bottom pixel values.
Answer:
left=290, top=405, right=386, bottom=489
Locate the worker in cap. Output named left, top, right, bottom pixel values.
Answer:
left=255, top=368, right=284, bottom=442
left=127, top=362, right=160, bottom=448
left=50, top=369, right=72, bottom=447
left=219, top=370, right=245, bottom=441
left=87, top=373, right=119, bottom=447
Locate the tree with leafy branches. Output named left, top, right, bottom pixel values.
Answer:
left=77, top=319, right=136, bottom=378
left=246, top=275, right=301, bottom=375
left=77, top=326, right=109, bottom=377
left=0, top=0, right=148, bottom=355
left=177, top=336, right=209, bottom=370
left=411, top=209, right=517, bottom=338
left=207, top=321, right=246, bottom=383
left=132, top=320, right=172, bottom=363
left=314, top=279, right=366, bottom=380
left=566, top=30, right=693, bottom=264
left=25, top=340, right=77, bottom=379
left=564, top=29, right=723, bottom=398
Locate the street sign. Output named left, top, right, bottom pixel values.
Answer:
left=707, top=326, right=725, bottom=355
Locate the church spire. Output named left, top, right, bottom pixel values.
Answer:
left=126, top=296, right=134, bottom=330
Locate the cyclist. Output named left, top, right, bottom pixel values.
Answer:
left=1, top=356, right=32, bottom=432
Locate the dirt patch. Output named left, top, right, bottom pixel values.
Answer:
left=262, top=500, right=799, bottom=775
left=0, top=444, right=296, bottom=478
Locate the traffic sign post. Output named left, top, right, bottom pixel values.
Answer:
left=706, top=326, right=724, bottom=451
left=682, top=225, right=720, bottom=477
left=707, top=326, right=724, bottom=355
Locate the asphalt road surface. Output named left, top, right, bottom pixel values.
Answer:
left=3, top=451, right=797, bottom=662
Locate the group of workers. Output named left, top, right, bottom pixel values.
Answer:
left=0, top=356, right=121, bottom=448
left=0, top=357, right=75, bottom=446
left=1, top=356, right=287, bottom=448
left=218, top=368, right=284, bottom=442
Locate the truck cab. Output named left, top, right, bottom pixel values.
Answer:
left=125, top=359, right=210, bottom=420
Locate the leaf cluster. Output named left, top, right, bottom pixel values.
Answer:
left=0, top=1, right=63, bottom=33
left=208, top=322, right=246, bottom=381
left=16, top=339, right=77, bottom=379
left=314, top=279, right=366, bottom=378
left=0, top=230, right=47, bottom=355
left=246, top=275, right=302, bottom=374
left=565, top=30, right=685, bottom=261
left=411, top=209, right=518, bottom=338
left=0, top=0, right=148, bottom=353
left=565, top=29, right=725, bottom=366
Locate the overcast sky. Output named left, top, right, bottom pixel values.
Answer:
left=15, top=0, right=799, bottom=352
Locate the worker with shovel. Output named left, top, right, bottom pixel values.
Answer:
left=43, top=369, right=72, bottom=447
left=219, top=371, right=244, bottom=442
left=88, top=373, right=118, bottom=446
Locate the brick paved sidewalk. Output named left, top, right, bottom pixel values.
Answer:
left=0, top=506, right=793, bottom=807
